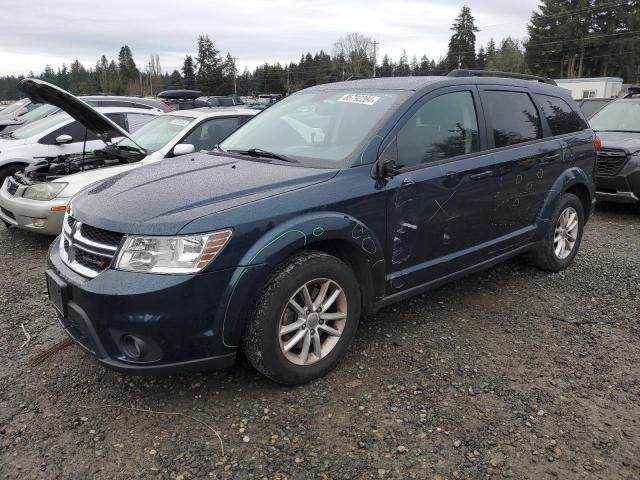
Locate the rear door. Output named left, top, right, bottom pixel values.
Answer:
left=385, top=86, right=500, bottom=290
left=478, top=87, right=562, bottom=244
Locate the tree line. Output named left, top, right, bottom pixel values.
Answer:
left=1, top=0, right=639, bottom=101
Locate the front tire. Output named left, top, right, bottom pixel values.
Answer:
left=242, top=250, right=361, bottom=385
left=530, top=193, right=584, bottom=272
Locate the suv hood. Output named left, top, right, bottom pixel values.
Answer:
left=71, top=152, right=339, bottom=235
left=18, top=78, right=140, bottom=147
left=597, top=131, right=640, bottom=154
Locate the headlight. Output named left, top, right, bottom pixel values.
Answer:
left=114, top=229, right=233, bottom=274
left=22, top=182, right=67, bottom=201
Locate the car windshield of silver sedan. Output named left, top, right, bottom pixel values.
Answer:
left=117, top=115, right=195, bottom=153
left=219, top=90, right=405, bottom=166
left=590, top=101, right=640, bottom=133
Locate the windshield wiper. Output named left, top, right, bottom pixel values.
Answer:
left=1, top=131, right=16, bottom=139
left=227, top=148, right=298, bottom=163
left=117, top=144, right=147, bottom=155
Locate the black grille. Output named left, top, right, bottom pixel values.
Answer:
left=80, top=224, right=124, bottom=247
left=1, top=207, right=15, bottom=220
left=75, top=249, right=111, bottom=272
left=596, top=149, right=629, bottom=176
left=67, top=215, right=76, bottom=229
left=7, top=178, right=18, bottom=196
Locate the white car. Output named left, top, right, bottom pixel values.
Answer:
left=0, top=82, right=258, bottom=235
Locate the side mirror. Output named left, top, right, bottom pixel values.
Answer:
left=372, top=137, right=403, bottom=179
left=173, top=143, right=196, bottom=156
left=55, top=134, right=73, bottom=145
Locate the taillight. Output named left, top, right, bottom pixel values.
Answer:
left=594, top=135, right=602, bottom=153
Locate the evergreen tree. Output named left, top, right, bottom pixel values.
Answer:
left=395, top=50, right=411, bottom=76
left=378, top=54, right=393, bottom=77
left=182, top=55, right=196, bottom=89
left=168, top=69, right=183, bottom=89
left=195, top=35, right=224, bottom=94
left=447, top=6, right=479, bottom=71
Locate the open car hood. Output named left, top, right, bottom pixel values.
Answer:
left=17, top=78, right=137, bottom=146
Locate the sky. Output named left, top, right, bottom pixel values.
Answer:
left=0, top=0, right=541, bottom=77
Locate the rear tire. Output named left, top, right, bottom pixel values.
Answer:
left=242, top=250, right=361, bottom=385
left=529, top=193, right=584, bottom=272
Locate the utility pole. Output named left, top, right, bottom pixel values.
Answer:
left=147, top=61, right=153, bottom=96
left=286, top=65, right=290, bottom=95
left=232, top=57, right=238, bottom=97
left=372, top=40, right=379, bottom=77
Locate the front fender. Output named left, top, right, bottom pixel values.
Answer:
left=215, top=212, right=386, bottom=347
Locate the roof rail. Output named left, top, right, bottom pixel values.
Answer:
left=447, top=69, right=557, bottom=86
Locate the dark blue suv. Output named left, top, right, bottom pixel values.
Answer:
left=46, top=71, right=597, bottom=384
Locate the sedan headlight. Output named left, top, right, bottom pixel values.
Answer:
left=114, top=229, right=233, bottom=274
left=22, top=182, right=68, bottom=201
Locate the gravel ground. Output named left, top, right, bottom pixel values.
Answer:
left=0, top=204, right=639, bottom=480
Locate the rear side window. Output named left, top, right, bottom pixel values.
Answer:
left=483, top=91, right=542, bottom=148
left=535, top=94, right=588, bottom=135
left=397, top=91, right=480, bottom=167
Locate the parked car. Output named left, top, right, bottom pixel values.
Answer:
left=0, top=95, right=172, bottom=133
left=46, top=71, right=595, bottom=384
left=195, top=96, right=244, bottom=108
left=157, top=90, right=202, bottom=110
left=589, top=98, right=640, bottom=203
left=0, top=82, right=258, bottom=235
left=0, top=98, right=41, bottom=123
left=0, top=93, right=160, bottom=186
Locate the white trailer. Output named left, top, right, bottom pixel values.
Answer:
left=554, top=77, right=624, bottom=100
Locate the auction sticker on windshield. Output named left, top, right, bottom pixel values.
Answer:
left=338, top=94, right=381, bottom=106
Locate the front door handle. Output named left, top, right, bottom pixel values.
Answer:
left=469, top=170, right=492, bottom=180
left=544, top=153, right=560, bottom=161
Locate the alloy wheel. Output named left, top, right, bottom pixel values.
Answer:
left=278, top=278, right=348, bottom=366
left=553, top=206, right=579, bottom=260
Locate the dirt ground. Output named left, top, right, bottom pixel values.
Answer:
left=0, top=204, right=638, bottom=480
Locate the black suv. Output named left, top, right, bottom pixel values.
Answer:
left=44, top=71, right=596, bottom=384
left=589, top=98, right=640, bottom=204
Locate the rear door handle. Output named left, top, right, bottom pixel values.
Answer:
left=544, top=153, right=560, bottom=161
left=469, top=170, right=492, bottom=180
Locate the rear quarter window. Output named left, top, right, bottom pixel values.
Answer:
left=535, top=94, right=588, bottom=135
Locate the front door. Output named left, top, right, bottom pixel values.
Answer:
left=385, top=87, right=499, bottom=293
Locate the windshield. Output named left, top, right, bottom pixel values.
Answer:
left=220, top=90, right=405, bottom=166
left=15, top=104, right=59, bottom=124
left=590, top=101, right=640, bottom=132
left=10, top=112, right=70, bottom=139
left=117, top=114, right=194, bottom=153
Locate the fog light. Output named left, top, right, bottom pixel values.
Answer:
left=31, top=218, right=46, bottom=228
left=121, top=334, right=147, bottom=360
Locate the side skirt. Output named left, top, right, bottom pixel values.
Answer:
left=374, top=243, right=535, bottom=312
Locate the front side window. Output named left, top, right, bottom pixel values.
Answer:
left=483, top=91, right=542, bottom=148
left=183, top=117, right=242, bottom=151
left=535, top=94, right=588, bottom=135
left=40, top=121, right=97, bottom=145
left=117, top=115, right=195, bottom=153
left=397, top=91, right=480, bottom=168
left=590, top=101, right=640, bottom=133
left=220, top=90, right=405, bottom=166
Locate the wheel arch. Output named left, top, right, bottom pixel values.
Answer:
left=538, top=167, right=595, bottom=226
left=217, top=212, right=386, bottom=347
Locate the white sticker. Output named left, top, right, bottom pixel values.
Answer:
left=170, top=119, right=190, bottom=126
left=337, top=94, right=381, bottom=106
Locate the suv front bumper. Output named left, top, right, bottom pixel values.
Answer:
left=595, top=155, right=640, bottom=204
left=47, top=237, right=240, bottom=373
